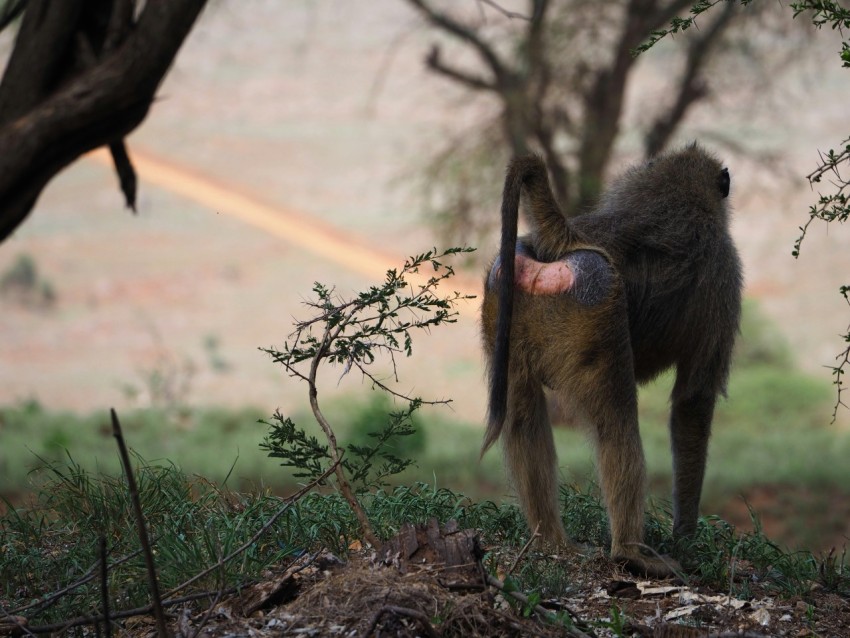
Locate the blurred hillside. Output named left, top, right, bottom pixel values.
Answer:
left=0, top=0, right=848, bottom=429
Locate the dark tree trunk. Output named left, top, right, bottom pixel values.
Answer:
left=0, top=0, right=207, bottom=242
left=576, top=0, right=693, bottom=213
left=408, top=0, right=739, bottom=241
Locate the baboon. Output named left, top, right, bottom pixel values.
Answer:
left=481, top=144, right=742, bottom=577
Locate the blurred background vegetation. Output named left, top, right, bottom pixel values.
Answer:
left=1, top=0, right=848, bottom=555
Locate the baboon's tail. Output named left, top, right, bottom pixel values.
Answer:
left=483, top=158, right=525, bottom=454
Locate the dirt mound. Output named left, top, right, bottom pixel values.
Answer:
left=99, top=520, right=850, bottom=638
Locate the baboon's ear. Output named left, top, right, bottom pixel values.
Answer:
left=718, top=168, right=730, bottom=198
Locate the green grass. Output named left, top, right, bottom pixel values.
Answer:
left=2, top=459, right=848, bottom=629
left=0, top=401, right=272, bottom=493
left=0, top=360, right=843, bottom=500
left=0, top=358, right=841, bottom=501
left=1, top=300, right=846, bottom=553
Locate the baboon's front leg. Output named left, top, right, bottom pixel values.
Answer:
left=670, top=381, right=717, bottom=540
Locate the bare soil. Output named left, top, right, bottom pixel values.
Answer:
left=63, top=524, right=850, bottom=637
left=720, top=485, right=850, bottom=556
left=205, top=558, right=850, bottom=638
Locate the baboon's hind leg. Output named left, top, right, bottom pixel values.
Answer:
left=563, top=316, right=679, bottom=578
left=670, top=373, right=717, bottom=541
left=502, top=374, right=569, bottom=547
left=583, top=378, right=647, bottom=567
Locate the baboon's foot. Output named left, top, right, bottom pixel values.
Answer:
left=612, top=548, right=682, bottom=579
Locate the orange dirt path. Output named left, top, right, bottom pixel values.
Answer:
left=86, top=147, right=481, bottom=300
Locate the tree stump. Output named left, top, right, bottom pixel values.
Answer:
left=377, top=518, right=483, bottom=590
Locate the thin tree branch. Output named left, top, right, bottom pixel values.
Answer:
left=11, top=547, right=145, bottom=616
left=0, top=0, right=26, bottom=32
left=505, top=523, right=541, bottom=577
left=188, top=537, right=226, bottom=638
left=24, top=589, right=241, bottom=635
left=478, top=0, right=531, bottom=21
left=0, top=602, right=35, bottom=638
left=485, top=573, right=592, bottom=638
left=832, top=341, right=849, bottom=421
left=406, top=0, right=510, bottom=85
left=111, top=408, right=170, bottom=638
left=645, top=0, right=736, bottom=156
left=351, top=359, right=451, bottom=407
left=426, top=45, right=498, bottom=92
left=187, top=589, right=223, bottom=638
left=103, top=0, right=135, bottom=53
left=0, top=1, right=82, bottom=124
left=109, top=141, right=138, bottom=211
left=74, top=30, right=138, bottom=211
left=806, top=143, right=850, bottom=184
left=654, top=0, right=700, bottom=35
left=307, top=320, right=380, bottom=547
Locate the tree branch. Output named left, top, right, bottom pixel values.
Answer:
left=74, top=28, right=138, bottom=211
left=644, top=0, right=736, bottom=156
left=0, top=0, right=27, bottom=32
left=0, top=1, right=82, bottom=124
left=111, top=408, right=169, bottom=638
left=654, top=0, right=701, bottom=35
left=98, top=537, right=112, bottom=638
left=307, top=318, right=380, bottom=547
left=103, top=0, right=135, bottom=53
left=23, top=588, right=242, bottom=635
left=406, top=0, right=510, bottom=86
left=10, top=547, right=145, bottom=616
left=0, top=0, right=207, bottom=241
left=576, top=0, right=698, bottom=211
left=478, top=0, right=531, bottom=21
left=426, top=45, right=497, bottom=92
left=163, top=458, right=340, bottom=599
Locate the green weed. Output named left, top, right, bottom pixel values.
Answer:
left=2, top=457, right=849, bottom=630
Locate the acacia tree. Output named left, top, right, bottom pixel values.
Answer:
left=0, top=0, right=207, bottom=242
left=407, top=0, right=757, bottom=245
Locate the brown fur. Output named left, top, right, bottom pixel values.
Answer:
left=482, top=144, right=742, bottom=577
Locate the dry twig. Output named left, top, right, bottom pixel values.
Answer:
left=360, top=604, right=440, bottom=638
left=0, top=602, right=34, bottom=637
left=10, top=548, right=144, bottom=616
left=111, top=408, right=169, bottom=638
left=23, top=590, right=240, bottom=635
left=505, top=523, right=540, bottom=577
